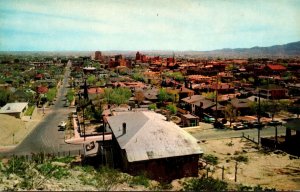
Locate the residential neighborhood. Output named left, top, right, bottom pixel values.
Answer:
left=0, top=0, right=300, bottom=191
left=0, top=49, right=300, bottom=190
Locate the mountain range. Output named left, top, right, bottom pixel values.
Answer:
left=1, top=41, right=300, bottom=58
left=198, top=41, right=300, bottom=58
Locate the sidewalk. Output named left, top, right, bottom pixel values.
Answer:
left=65, top=115, right=112, bottom=144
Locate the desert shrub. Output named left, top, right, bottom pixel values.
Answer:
left=226, top=141, right=234, bottom=146
left=95, top=166, right=129, bottom=190
left=203, top=154, right=219, bottom=165
left=37, top=162, right=69, bottom=179
left=237, top=184, right=276, bottom=191
left=183, top=177, right=228, bottom=191
left=233, top=155, right=249, bottom=163
left=130, top=174, right=150, bottom=188
left=148, top=103, right=157, bottom=110
left=52, top=156, right=75, bottom=164
left=4, top=156, right=28, bottom=176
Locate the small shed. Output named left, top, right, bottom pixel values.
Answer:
left=181, top=113, right=199, bottom=127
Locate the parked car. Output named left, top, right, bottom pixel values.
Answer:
left=251, top=122, right=265, bottom=129
left=59, top=121, right=67, bottom=127
left=240, top=120, right=251, bottom=127
left=267, top=120, right=283, bottom=126
left=213, top=121, right=225, bottom=129
left=203, top=113, right=215, bottom=123
left=233, top=123, right=248, bottom=130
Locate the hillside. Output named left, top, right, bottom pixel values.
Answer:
left=205, top=41, right=300, bottom=58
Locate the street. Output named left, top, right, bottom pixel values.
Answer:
left=188, top=123, right=287, bottom=142
left=1, top=61, right=82, bottom=156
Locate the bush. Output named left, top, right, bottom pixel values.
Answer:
left=4, top=156, right=28, bottom=176
left=148, top=103, right=157, bottom=110
left=233, top=155, right=249, bottom=163
left=203, top=154, right=219, bottom=165
left=130, top=174, right=150, bottom=188
left=95, top=166, right=129, bottom=190
left=237, top=184, right=276, bottom=191
left=183, top=177, right=228, bottom=191
left=37, top=162, right=69, bottom=179
left=166, top=103, right=177, bottom=114
left=24, top=105, right=35, bottom=116
left=52, top=156, right=75, bottom=164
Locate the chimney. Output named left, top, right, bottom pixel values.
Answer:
left=122, top=122, right=126, bottom=134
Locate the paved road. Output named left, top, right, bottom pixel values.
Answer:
left=189, top=124, right=287, bottom=142
left=1, top=61, right=82, bottom=156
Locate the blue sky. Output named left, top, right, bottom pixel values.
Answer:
left=0, top=0, right=300, bottom=51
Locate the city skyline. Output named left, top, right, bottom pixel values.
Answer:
left=0, top=0, right=300, bottom=51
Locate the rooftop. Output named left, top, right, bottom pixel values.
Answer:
left=0, top=102, right=28, bottom=114
left=107, top=111, right=203, bottom=162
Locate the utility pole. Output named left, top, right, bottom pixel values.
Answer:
left=257, top=79, right=261, bottom=147
left=234, top=161, right=238, bottom=182
left=222, top=166, right=225, bottom=180
left=214, top=74, right=219, bottom=128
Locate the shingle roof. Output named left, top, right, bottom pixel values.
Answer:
left=194, top=99, right=215, bottom=109
left=230, top=98, right=252, bottom=108
left=266, top=64, right=286, bottom=71
left=182, top=95, right=205, bottom=104
left=107, top=111, right=203, bottom=162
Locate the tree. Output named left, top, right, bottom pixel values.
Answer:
left=224, top=104, right=236, bottom=127
left=202, top=91, right=216, bottom=100
left=66, top=89, right=75, bottom=103
left=102, top=87, right=132, bottom=106
left=46, top=88, right=57, bottom=102
left=87, top=75, right=96, bottom=85
left=259, top=100, right=289, bottom=148
left=135, top=90, right=144, bottom=107
left=248, top=77, right=255, bottom=84
left=103, top=88, right=113, bottom=104
left=158, top=88, right=170, bottom=103
left=250, top=100, right=289, bottom=121
left=132, top=72, right=145, bottom=82
left=0, top=88, right=11, bottom=106
left=166, top=103, right=177, bottom=114
left=262, top=100, right=289, bottom=121
left=148, top=103, right=157, bottom=110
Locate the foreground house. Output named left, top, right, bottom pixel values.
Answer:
left=106, top=111, right=203, bottom=181
left=0, top=102, right=28, bottom=118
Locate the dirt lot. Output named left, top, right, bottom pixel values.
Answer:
left=199, top=138, right=300, bottom=190
left=0, top=112, right=43, bottom=150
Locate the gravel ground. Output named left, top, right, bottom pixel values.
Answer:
left=199, top=138, right=300, bottom=190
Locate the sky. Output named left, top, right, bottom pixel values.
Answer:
left=0, top=0, right=300, bottom=51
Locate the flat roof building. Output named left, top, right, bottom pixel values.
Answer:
left=0, top=102, right=28, bottom=118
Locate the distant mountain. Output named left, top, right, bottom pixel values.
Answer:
left=110, top=41, right=300, bottom=58
left=1, top=41, right=299, bottom=58
left=212, top=41, right=300, bottom=57
left=192, top=41, right=300, bottom=58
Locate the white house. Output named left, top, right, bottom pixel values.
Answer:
left=0, top=102, right=29, bottom=118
